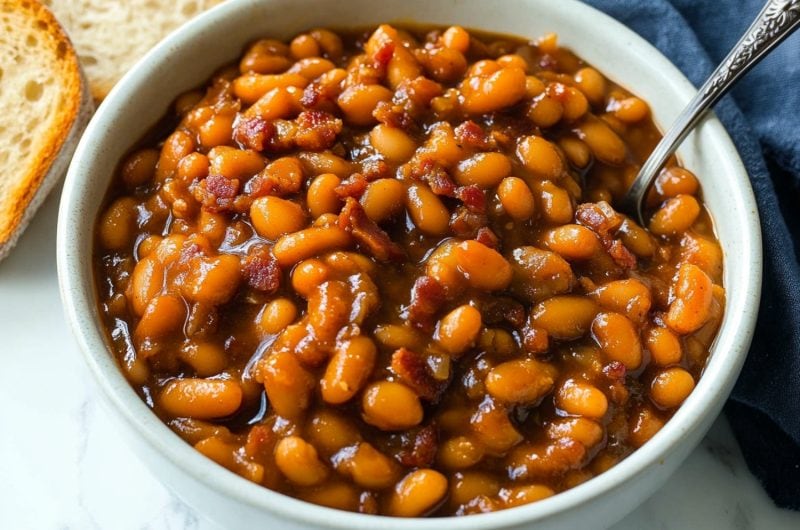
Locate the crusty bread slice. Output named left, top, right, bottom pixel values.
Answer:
left=0, top=0, right=93, bottom=262
left=42, top=0, right=225, bottom=100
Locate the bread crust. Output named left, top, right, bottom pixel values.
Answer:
left=0, top=0, right=93, bottom=260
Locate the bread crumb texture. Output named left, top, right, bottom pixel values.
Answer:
left=43, top=0, right=225, bottom=100
left=0, top=0, right=82, bottom=246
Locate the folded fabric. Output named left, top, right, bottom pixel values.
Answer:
left=587, top=0, right=800, bottom=509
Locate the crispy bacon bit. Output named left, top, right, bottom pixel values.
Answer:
left=576, top=201, right=636, bottom=269
left=456, top=185, right=486, bottom=213
left=395, top=424, right=438, bottom=468
left=244, top=424, right=275, bottom=460
left=338, top=198, right=405, bottom=262
left=454, top=120, right=489, bottom=150
left=193, top=174, right=241, bottom=212
left=603, top=361, right=626, bottom=381
left=373, top=101, right=414, bottom=130
left=391, top=347, right=447, bottom=401
left=301, top=80, right=340, bottom=110
left=360, top=157, right=391, bottom=181
left=233, top=116, right=274, bottom=151
left=242, top=244, right=282, bottom=293
left=426, top=167, right=457, bottom=197
left=372, top=41, right=395, bottom=69
left=449, top=207, right=488, bottom=239
left=407, top=276, right=446, bottom=329
left=294, top=110, right=342, bottom=151
left=335, top=173, right=369, bottom=199
left=475, top=227, right=499, bottom=249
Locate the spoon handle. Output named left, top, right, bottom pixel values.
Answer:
left=621, top=0, right=800, bottom=222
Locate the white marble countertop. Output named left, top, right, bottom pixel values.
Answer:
left=1, top=189, right=799, bottom=530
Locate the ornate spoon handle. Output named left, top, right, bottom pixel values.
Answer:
left=621, top=0, right=800, bottom=224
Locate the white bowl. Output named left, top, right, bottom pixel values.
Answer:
left=56, top=0, right=762, bottom=528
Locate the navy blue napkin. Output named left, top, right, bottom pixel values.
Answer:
left=586, top=0, right=800, bottom=509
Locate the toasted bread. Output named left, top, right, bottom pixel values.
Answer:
left=0, top=0, right=93, bottom=262
left=43, top=0, right=225, bottom=101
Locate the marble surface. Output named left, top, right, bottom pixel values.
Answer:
left=1, top=189, right=799, bottom=530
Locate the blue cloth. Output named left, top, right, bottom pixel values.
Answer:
left=586, top=0, right=800, bottom=509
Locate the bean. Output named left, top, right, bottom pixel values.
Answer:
left=405, top=183, right=450, bottom=236
left=485, top=359, right=556, bottom=404
left=649, top=194, right=701, bottom=236
left=387, top=469, right=448, bottom=517
left=497, top=176, right=535, bottom=220
left=198, top=112, right=235, bottom=149
left=501, top=485, right=555, bottom=508
left=184, top=254, right=241, bottom=305
left=243, top=87, right=295, bottom=120
left=250, top=196, right=308, bottom=241
left=418, top=122, right=464, bottom=168
left=308, top=410, right=362, bottom=455
left=655, top=167, right=699, bottom=199
left=546, top=417, right=604, bottom=448
left=470, top=397, right=522, bottom=454
left=272, top=226, right=352, bottom=266
left=650, top=367, right=695, bottom=408
left=369, top=124, right=417, bottom=162
left=613, top=97, right=649, bottom=123
left=274, top=436, right=329, bottom=486
left=310, top=28, right=344, bottom=60
left=232, top=73, right=309, bottom=104
left=435, top=304, right=482, bottom=356
left=629, top=406, right=665, bottom=448
left=574, top=67, right=606, bottom=105
left=135, top=294, right=186, bottom=342
left=179, top=340, right=227, bottom=377
left=339, top=442, right=399, bottom=489
left=454, top=240, right=513, bottom=291
left=321, top=336, right=377, bottom=404
left=260, top=351, right=315, bottom=419
left=450, top=471, right=500, bottom=507
left=197, top=209, right=226, bottom=248
left=438, top=436, right=485, bottom=469
left=680, top=233, right=723, bottom=281
left=154, top=234, right=187, bottom=265
left=556, top=379, right=608, bottom=418
left=558, top=137, right=591, bottom=168
left=130, top=256, right=164, bottom=316
left=517, top=135, right=564, bottom=180
left=291, top=259, right=330, bottom=298
left=442, top=26, right=470, bottom=53
left=645, top=326, right=683, bottom=366
left=527, top=93, right=563, bottom=128
left=573, top=116, right=627, bottom=165
left=306, top=173, right=342, bottom=219
left=510, top=246, right=575, bottom=302
left=591, top=312, right=642, bottom=369
left=534, top=180, right=573, bottom=224
left=300, top=482, right=360, bottom=512
left=298, top=151, right=354, bottom=178
left=591, top=278, right=652, bottom=322
left=531, top=296, right=598, bottom=340
left=423, top=47, right=468, bottom=83
left=290, top=33, right=321, bottom=59
left=337, top=84, right=393, bottom=126
left=99, top=197, right=138, bottom=250
left=362, top=380, right=423, bottom=431
left=288, top=57, right=335, bottom=80
left=361, top=178, right=405, bottom=222
left=460, top=66, right=526, bottom=115
left=387, top=46, right=423, bottom=89
left=257, top=298, right=298, bottom=336
left=454, top=152, right=512, bottom=188
left=542, top=224, right=601, bottom=260
left=665, top=263, right=713, bottom=334
left=159, top=378, right=242, bottom=419
left=176, top=152, right=209, bottom=184
left=156, top=130, right=195, bottom=181
left=121, top=149, right=159, bottom=188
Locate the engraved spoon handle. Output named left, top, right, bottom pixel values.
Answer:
left=620, top=0, right=800, bottom=224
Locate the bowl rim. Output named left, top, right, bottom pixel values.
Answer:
left=57, top=0, right=763, bottom=528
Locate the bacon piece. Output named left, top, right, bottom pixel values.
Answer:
left=242, top=245, right=282, bottom=293
left=407, top=275, right=446, bottom=329
left=372, top=41, right=395, bottom=69
left=334, top=173, right=369, bottom=199
left=576, top=201, right=636, bottom=269
left=233, top=116, right=274, bottom=151
left=192, top=174, right=241, bottom=212
left=373, top=101, right=414, bottom=130
left=294, top=110, right=342, bottom=151
left=338, top=198, right=405, bottom=262
left=395, top=424, right=438, bottom=468
left=449, top=206, right=487, bottom=239
left=391, top=347, right=447, bottom=401
left=360, top=157, right=391, bottom=181
left=480, top=295, right=525, bottom=328
left=454, top=120, right=490, bottom=150
left=455, top=185, right=486, bottom=213
left=475, top=227, right=499, bottom=249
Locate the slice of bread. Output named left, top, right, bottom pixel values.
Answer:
left=42, top=0, right=225, bottom=101
left=0, top=0, right=93, bottom=261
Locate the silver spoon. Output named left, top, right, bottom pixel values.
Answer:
left=620, top=0, right=800, bottom=226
